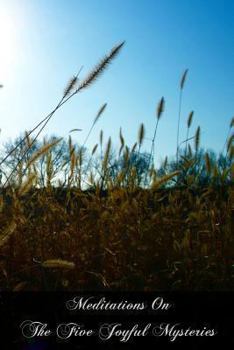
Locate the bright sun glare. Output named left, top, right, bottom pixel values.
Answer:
left=0, top=7, right=17, bottom=80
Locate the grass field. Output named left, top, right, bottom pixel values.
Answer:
left=0, top=43, right=233, bottom=291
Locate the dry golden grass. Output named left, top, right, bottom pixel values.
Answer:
left=0, top=43, right=233, bottom=292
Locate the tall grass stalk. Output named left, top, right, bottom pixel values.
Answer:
left=223, top=117, right=234, bottom=156
left=1, top=42, right=125, bottom=186
left=185, top=111, right=194, bottom=155
left=176, top=69, right=188, bottom=165
left=149, top=97, right=165, bottom=168
left=83, top=103, right=107, bottom=147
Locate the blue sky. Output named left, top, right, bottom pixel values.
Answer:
left=0, top=0, right=233, bottom=164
